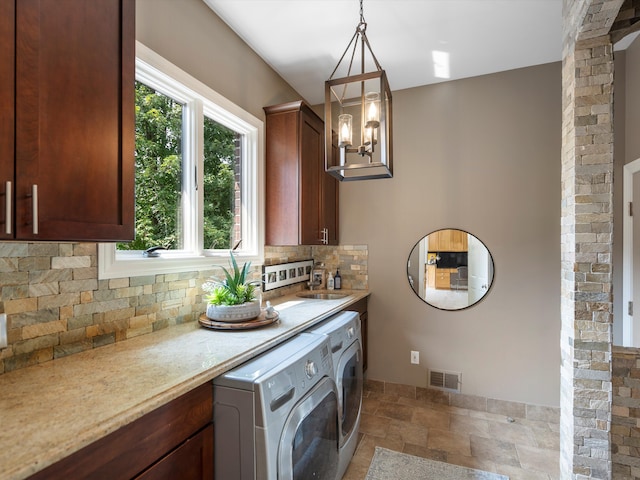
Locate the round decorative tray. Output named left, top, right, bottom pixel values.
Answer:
left=198, top=310, right=279, bottom=331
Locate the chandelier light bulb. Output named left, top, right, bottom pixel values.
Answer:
left=338, top=113, right=353, bottom=147
left=365, top=92, right=380, bottom=128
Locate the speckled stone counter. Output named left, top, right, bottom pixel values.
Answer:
left=0, top=291, right=369, bottom=480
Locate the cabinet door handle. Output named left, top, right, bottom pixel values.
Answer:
left=321, top=228, right=328, bottom=244
left=32, top=184, right=38, bottom=235
left=4, top=181, right=11, bottom=235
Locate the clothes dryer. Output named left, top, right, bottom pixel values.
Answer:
left=306, top=311, right=363, bottom=479
left=214, top=333, right=339, bottom=480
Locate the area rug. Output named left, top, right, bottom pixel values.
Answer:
left=365, top=447, right=509, bottom=480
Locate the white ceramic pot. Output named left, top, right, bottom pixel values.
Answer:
left=206, top=301, right=261, bottom=323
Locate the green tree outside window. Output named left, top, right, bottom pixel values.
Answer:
left=118, top=82, right=237, bottom=251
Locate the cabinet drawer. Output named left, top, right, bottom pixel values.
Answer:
left=435, top=270, right=451, bottom=289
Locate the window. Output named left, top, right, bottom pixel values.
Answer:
left=99, top=43, right=264, bottom=279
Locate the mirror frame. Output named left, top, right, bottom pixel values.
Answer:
left=407, top=229, right=495, bottom=311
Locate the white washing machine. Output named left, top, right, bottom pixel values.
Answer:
left=306, top=311, right=363, bottom=480
left=214, top=332, right=339, bottom=480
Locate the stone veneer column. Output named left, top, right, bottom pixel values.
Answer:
left=561, top=1, right=623, bottom=478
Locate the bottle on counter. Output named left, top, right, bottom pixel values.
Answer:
left=327, top=271, right=335, bottom=290
left=334, top=269, right=341, bottom=290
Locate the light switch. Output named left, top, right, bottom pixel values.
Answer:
left=411, top=350, right=419, bottom=365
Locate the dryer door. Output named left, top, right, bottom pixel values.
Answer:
left=338, top=340, right=363, bottom=445
left=278, top=376, right=339, bottom=480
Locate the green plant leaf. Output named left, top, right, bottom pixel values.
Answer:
left=206, top=251, right=257, bottom=306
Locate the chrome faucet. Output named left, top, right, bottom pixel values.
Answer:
left=308, top=263, right=325, bottom=290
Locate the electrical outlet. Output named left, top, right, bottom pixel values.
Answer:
left=0, top=313, right=7, bottom=349
left=410, top=350, right=419, bottom=365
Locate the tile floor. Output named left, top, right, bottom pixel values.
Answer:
left=342, top=383, right=561, bottom=480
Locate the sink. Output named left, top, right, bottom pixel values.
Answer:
left=296, top=292, right=348, bottom=300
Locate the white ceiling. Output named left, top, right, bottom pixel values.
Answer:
left=203, top=0, right=638, bottom=105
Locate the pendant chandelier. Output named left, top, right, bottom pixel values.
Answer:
left=324, top=0, right=393, bottom=181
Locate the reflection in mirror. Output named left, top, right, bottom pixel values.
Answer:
left=407, top=229, right=495, bottom=310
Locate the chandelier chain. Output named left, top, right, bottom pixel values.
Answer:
left=358, top=0, right=367, bottom=33
left=328, top=0, right=382, bottom=80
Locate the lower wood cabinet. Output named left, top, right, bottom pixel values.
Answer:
left=435, top=268, right=457, bottom=290
left=29, top=383, right=213, bottom=480
left=426, top=265, right=436, bottom=289
left=136, top=424, right=213, bottom=480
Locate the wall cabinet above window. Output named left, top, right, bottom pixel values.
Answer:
left=0, top=0, right=135, bottom=242
left=264, top=101, right=339, bottom=246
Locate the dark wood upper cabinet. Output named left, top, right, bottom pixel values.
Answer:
left=264, top=101, right=339, bottom=246
left=0, top=1, right=15, bottom=240
left=0, top=0, right=135, bottom=242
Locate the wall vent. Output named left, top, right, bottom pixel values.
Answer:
left=428, top=369, right=461, bottom=393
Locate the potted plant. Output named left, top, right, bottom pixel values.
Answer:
left=203, top=252, right=262, bottom=322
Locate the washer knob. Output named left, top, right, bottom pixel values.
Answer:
left=347, top=327, right=355, bottom=339
left=305, top=360, right=318, bottom=378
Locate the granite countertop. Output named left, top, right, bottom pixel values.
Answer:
left=0, top=290, right=369, bottom=480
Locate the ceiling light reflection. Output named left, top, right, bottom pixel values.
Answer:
left=432, top=50, right=450, bottom=79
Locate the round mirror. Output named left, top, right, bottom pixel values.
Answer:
left=407, top=229, right=495, bottom=310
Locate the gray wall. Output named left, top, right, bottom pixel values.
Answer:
left=613, top=35, right=640, bottom=345
left=340, top=63, right=562, bottom=406
left=626, top=37, right=640, bottom=164
left=139, top=0, right=563, bottom=406
left=136, top=0, right=301, bottom=120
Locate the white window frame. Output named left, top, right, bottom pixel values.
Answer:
left=98, top=42, right=264, bottom=279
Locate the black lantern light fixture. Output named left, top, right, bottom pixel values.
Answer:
left=325, top=0, right=393, bottom=181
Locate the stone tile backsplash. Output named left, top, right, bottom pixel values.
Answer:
left=0, top=242, right=368, bottom=375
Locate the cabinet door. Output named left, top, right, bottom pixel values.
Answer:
left=15, top=0, right=134, bottom=241
left=450, top=230, right=467, bottom=251
left=360, top=310, right=368, bottom=372
left=428, top=232, right=439, bottom=251
left=265, top=107, right=299, bottom=246
left=438, top=230, right=452, bottom=251
left=448, top=230, right=466, bottom=252
left=265, top=101, right=337, bottom=246
left=299, top=109, right=324, bottom=245
left=136, top=424, right=214, bottom=480
left=0, top=0, right=14, bottom=239
left=427, top=265, right=436, bottom=288
left=323, top=137, right=339, bottom=245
